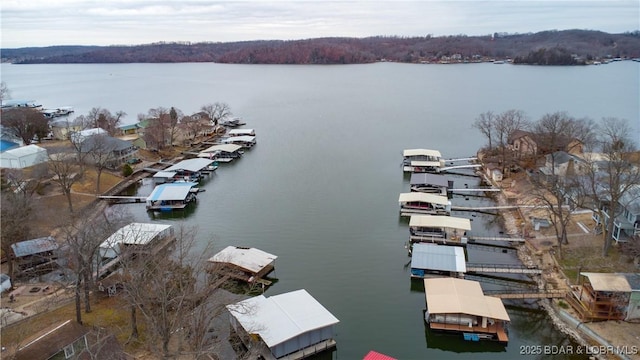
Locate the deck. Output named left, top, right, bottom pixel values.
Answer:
left=466, top=263, right=541, bottom=274
left=429, top=321, right=508, bottom=342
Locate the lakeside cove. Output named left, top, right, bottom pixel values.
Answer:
left=1, top=60, right=638, bottom=359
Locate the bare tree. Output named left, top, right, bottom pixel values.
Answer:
left=57, top=208, right=128, bottom=324
left=200, top=103, right=231, bottom=126
left=84, top=135, right=117, bottom=194
left=527, top=114, right=595, bottom=253
left=179, top=115, right=210, bottom=143
left=1, top=108, right=49, bottom=145
left=0, top=175, right=36, bottom=280
left=494, top=109, right=529, bottom=173
left=472, top=111, right=496, bottom=151
left=584, top=118, right=640, bottom=256
left=120, top=224, right=218, bottom=357
left=47, top=153, right=81, bottom=213
left=168, top=107, right=182, bottom=146
left=144, top=107, right=171, bottom=150
left=0, top=81, right=10, bottom=106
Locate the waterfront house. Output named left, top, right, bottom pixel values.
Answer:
left=508, top=130, right=537, bottom=159
left=423, top=277, right=510, bottom=342
left=410, top=243, right=466, bottom=278
left=409, top=173, right=452, bottom=196
left=409, top=215, right=471, bottom=246
left=14, top=319, right=127, bottom=360
left=398, top=192, right=451, bottom=216
left=402, top=149, right=444, bottom=173
left=97, top=223, right=174, bottom=278
left=146, top=182, right=199, bottom=211
left=592, top=183, right=640, bottom=243
left=209, top=246, right=277, bottom=284
left=79, top=135, right=138, bottom=169
left=226, top=289, right=339, bottom=359
left=50, top=117, right=85, bottom=140
left=118, top=123, right=142, bottom=136
left=0, top=144, right=47, bottom=169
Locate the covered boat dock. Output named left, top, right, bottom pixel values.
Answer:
left=409, top=173, right=452, bottom=196
left=208, top=246, right=277, bottom=285
left=227, top=289, right=339, bottom=359
left=424, top=277, right=510, bottom=343
left=409, top=215, right=471, bottom=245
left=146, top=182, right=199, bottom=211
left=399, top=192, right=451, bottom=216
left=410, top=243, right=466, bottom=278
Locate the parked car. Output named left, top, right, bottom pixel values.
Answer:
left=127, top=158, right=142, bottom=165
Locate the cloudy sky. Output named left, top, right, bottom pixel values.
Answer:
left=1, top=1, right=638, bottom=48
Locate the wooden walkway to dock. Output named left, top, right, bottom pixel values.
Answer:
left=484, top=289, right=567, bottom=299
left=97, top=195, right=147, bottom=204
left=467, top=236, right=525, bottom=243
left=466, top=263, right=542, bottom=274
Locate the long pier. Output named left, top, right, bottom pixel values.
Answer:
left=97, top=195, right=147, bottom=204
left=467, top=236, right=525, bottom=243
left=466, top=263, right=542, bottom=274
left=483, top=289, right=567, bottom=299
left=449, top=188, right=501, bottom=192
left=440, top=164, right=482, bottom=172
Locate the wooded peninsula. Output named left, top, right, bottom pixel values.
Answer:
left=2, top=30, right=639, bottom=65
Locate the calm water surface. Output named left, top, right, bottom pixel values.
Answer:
left=2, top=62, right=638, bottom=359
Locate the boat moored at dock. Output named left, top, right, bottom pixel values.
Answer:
left=146, top=182, right=199, bottom=211
left=423, top=277, right=510, bottom=343
left=399, top=192, right=451, bottom=216
left=403, top=149, right=445, bottom=173
left=409, top=215, right=471, bottom=246
left=410, top=173, right=452, bottom=197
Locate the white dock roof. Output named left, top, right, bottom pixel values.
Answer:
left=403, top=149, right=441, bottom=158
left=199, top=144, right=243, bottom=154
left=222, top=136, right=256, bottom=143
left=409, top=215, right=471, bottom=231
left=146, top=182, right=197, bottom=202
left=210, top=246, right=277, bottom=274
left=228, top=128, right=255, bottom=136
left=227, top=289, right=339, bottom=348
left=411, top=243, right=466, bottom=273
left=399, top=193, right=450, bottom=205
left=424, top=277, right=510, bottom=321
left=153, top=171, right=177, bottom=178
left=100, top=223, right=172, bottom=248
left=164, top=158, right=214, bottom=172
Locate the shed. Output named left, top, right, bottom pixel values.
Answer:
left=11, top=237, right=58, bottom=258
left=227, top=289, right=339, bottom=359
left=410, top=243, right=466, bottom=278
left=209, top=246, right=277, bottom=281
left=0, top=145, right=47, bottom=169
left=624, top=273, right=640, bottom=321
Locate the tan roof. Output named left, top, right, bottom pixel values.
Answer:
left=582, top=272, right=632, bottom=292
left=424, top=278, right=510, bottom=321
left=403, top=149, right=441, bottom=158
left=398, top=193, right=450, bottom=205
left=409, top=215, right=471, bottom=230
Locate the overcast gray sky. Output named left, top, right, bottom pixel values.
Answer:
left=1, top=1, right=638, bottom=48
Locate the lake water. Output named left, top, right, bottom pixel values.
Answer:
left=2, top=61, right=638, bottom=359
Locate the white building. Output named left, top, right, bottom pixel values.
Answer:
left=0, top=144, right=47, bottom=169
left=227, top=289, right=339, bottom=359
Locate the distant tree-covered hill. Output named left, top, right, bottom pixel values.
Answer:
left=2, top=30, right=639, bottom=65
